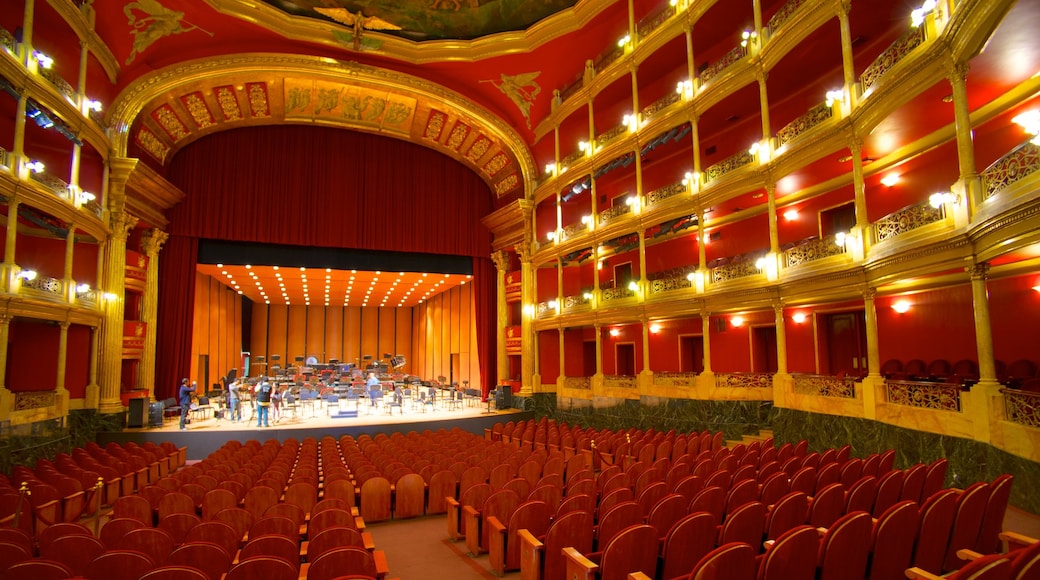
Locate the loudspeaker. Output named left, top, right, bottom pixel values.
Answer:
left=127, top=398, right=146, bottom=428
left=148, top=402, right=164, bottom=427
left=496, top=385, right=512, bottom=409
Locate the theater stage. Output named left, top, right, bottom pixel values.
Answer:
left=99, top=400, right=532, bottom=460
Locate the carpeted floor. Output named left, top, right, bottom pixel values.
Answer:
left=366, top=514, right=522, bottom=579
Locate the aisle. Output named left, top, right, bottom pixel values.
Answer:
left=364, top=514, right=521, bottom=579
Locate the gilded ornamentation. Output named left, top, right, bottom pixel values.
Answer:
left=654, top=373, right=698, bottom=387
left=715, top=373, right=773, bottom=388
left=151, top=104, right=188, bottom=141
left=711, top=260, right=759, bottom=283
left=873, top=201, right=945, bottom=243
left=767, top=0, right=808, bottom=35
left=705, top=150, right=754, bottom=183
left=314, top=8, right=402, bottom=51
left=563, top=293, right=590, bottom=311
left=286, top=86, right=312, bottom=114
left=561, top=222, right=586, bottom=240
left=1002, top=389, right=1040, bottom=428
left=446, top=122, right=470, bottom=151
left=593, top=46, right=624, bottom=75
left=776, top=102, right=833, bottom=148
left=14, top=391, right=56, bottom=411
left=650, top=275, right=693, bottom=295
left=29, top=171, right=72, bottom=200
left=283, top=80, right=416, bottom=131
left=466, top=136, right=492, bottom=163
left=597, top=203, right=631, bottom=227
left=637, top=4, right=676, bottom=38
left=885, top=380, right=961, bottom=412
left=602, top=286, right=635, bottom=302
left=604, top=375, right=637, bottom=388
left=247, top=83, right=270, bottom=117
left=596, top=123, right=628, bottom=147
left=483, top=153, right=509, bottom=178
left=982, top=140, right=1040, bottom=201
left=561, top=149, right=584, bottom=168
left=969, top=262, right=990, bottom=281
left=564, top=377, right=591, bottom=389
left=641, top=92, right=681, bottom=121
left=22, top=274, right=64, bottom=298
left=482, top=72, right=541, bottom=129
left=647, top=182, right=686, bottom=206
left=792, top=374, right=856, bottom=398
left=860, top=26, right=926, bottom=93
left=141, top=229, right=169, bottom=256
left=424, top=110, right=447, bottom=141
left=0, top=26, right=14, bottom=54
left=494, top=173, right=519, bottom=195
left=783, top=237, right=847, bottom=267
left=135, top=126, right=169, bottom=163
left=180, top=92, right=215, bottom=129
left=41, top=68, right=76, bottom=103
left=700, top=45, right=747, bottom=84
left=123, top=0, right=213, bottom=65
left=213, top=86, right=243, bottom=121
left=491, top=250, right=510, bottom=271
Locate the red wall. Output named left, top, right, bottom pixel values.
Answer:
left=6, top=319, right=60, bottom=392
left=877, top=284, right=978, bottom=366
left=647, top=317, right=702, bottom=372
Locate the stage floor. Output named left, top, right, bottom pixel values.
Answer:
left=103, top=399, right=531, bottom=460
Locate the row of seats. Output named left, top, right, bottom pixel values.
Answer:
left=881, top=357, right=1040, bottom=388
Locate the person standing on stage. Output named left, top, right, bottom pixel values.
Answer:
left=254, top=380, right=272, bottom=427
left=178, top=378, right=195, bottom=431
left=366, top=373, right=381, bottom=407
left=271, top=384, right=282, bottom=423
left=227, top=378, right=242, bottom=422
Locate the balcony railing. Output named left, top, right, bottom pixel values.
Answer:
left=83, top=199, right=103, bottom=219
left=21, top=274, right=65, bottom=300
left=792, top=374, right=857, bottom=398
left=604, top=375, right=637, bottom=388
left=537, top=301, right=556, bottom=318
left=40, top=68, right=77, bottom=104
left=593, top=45, right=625, bottom=75
left=699, top=45, right=747, bottom=85
left=885, top=380, right=962, bottom=412
left=14, top=391, right=57, bottom=411
left=650, top=274, right=693, bottom=295
left=775, top=102, right=833, bottom=149
left=716, top=373, right=773, bottom=389
left=637, top=4, right=676, bottom=39
left=597, top=203, right=632, bottom=228
left=596, top=123, right=629, bottom=148
left=654, top=372, right=698, bottom=387
left=0, top=26, right=15, bottom=55
left=873, top=200, right=945, bottom=243
left=561, top=222, right=587, bottom=241
left=647, top=182, right=686, bottom=206
left=601, top=286, right=635, bottom=302
left=0, top=146, right=8, bottom=169
left=559, top=74, right=583, bottom=103
left=1002, top=389, right=1040, bottom=429
left=563, top=293, right=591, bottom=312
left=783, top=237, right=847, bottom=268
left=981, top=140, right=1040, bottom=201
left=704, top=150, right=753, bottom=184
left=710, top=259, right=759, bottom=284
left=641, top=92, right=681, bottom=121
left=75, top=288, right=98, bottom=308
left=29, top=171, right=74, bottom=202
left=564, top=376, right=591, bottom=390
left=860, top=26, right=926, bottom=94
left=767, top=0, right=810, bottom=36
left=560, top=149, right=584, bottom=169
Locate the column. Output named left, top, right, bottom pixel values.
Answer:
left=594, top=324, right=603, bottom=377
left=85, top=325, right=100, bottom=409
left=861, top=288, right=881, bottom=420
left=970, top=263, right=997, bottom=384
left=558, top=328, right=566, bottom=384
left=773, top=304, right=788, bottom=376
left=0, top=314, right=13, bottom=420
left=492, top=250, right=510, bottom=387
left=56, top=321, right=71, bottom=416
left=700, top=311, right=713, bottom=375
left=948, top=62, right=982, bottom=213
left=3, top=197, right=19, bottom=292
left=639, top=319, right=652, bottom=387
left=837, top=1, right=858, bottom=106
left=766, top=185, right=779, bottom=254
left=137, top=229, right=168, bottom=400
left=637, top=230, right=647, bottom=299
left=98, top=210, right=138, bottom=414
left=517, top=240, right=535, bottom=397
left=757, top=72, right=771, bottom=151
left=63, top=224, right=75, bottom=301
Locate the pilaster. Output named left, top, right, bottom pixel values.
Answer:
left=137, top=229, right=168, bottom=400
left=492, top=250, right=510, bottom=387
left=98, top=211, right=138, bottom=415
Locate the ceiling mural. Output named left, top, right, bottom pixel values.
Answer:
left=262, top=0, right=580, bottom=41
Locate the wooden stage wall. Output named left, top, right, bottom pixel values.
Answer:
left=190, top=273, right=245, bottom=393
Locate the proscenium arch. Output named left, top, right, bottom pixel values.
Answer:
left=106, top=53, right=537, bottom=196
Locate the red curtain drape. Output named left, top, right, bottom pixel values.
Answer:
left=154, top=235, right=197, bottom=400
left=153, top=126, right=497, bottom=399
left=472, top=256, right=496, bottom=399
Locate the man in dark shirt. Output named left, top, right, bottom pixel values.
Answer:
left=178, top=379, right=195, bottom=431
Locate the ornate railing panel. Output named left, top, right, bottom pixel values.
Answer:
left=537, top=301, right=555, bottom=318
left=0, top=26, right=15, bottom=55
left=14, top=391, right=56, bottom=411
left=650, top=275, right=693, bottom=295
left=564, top=376, right=591, bottom=390
left=700, top=45, right=747, bottom=85
left=601, top=286, right=635, bottom=302
left=40, top=68, right=76, bottom=103
left=561, top=222, right=587, bottom=241
left=560, top=75, right=583, bottom=103
left=704, top=150, right=753, bottom=183
left=637, top=4, right=676, bottom=38
left=775, top=102, right=832, bottom=148
left=76, top=288, right=98, bottom=307
left=1002, top=389, right=1040, bottom=428
left=22, top=275, right=64, bottom=299
left=710, top=260, right=759, bottom=283
left=641, top=92, right=681, bottom=121
left=598, top=203, right=631, bottom=227
left=792, top=374, right=856, bottom=398
left=563, top=293, right=591, bottom=311
left=30, top=171, right=73, bottom=201
left=981, top=140, right=1040, bottom=201
left=873, top=201, right=945, bottom=243
left=596, top=123, right=628, bottom=148
left=784, top=237, right=846, bottom=267
left=767, top=0, right=809, bottom=35
left=647, top=182, right=686, bottom=206
left=88, top=109, right=108, bottom=131
left=83, top=200, right=103, bottom=218
left=0, top=146, right=9, bottom=169
left=604, top=375, right=637, bottom=388
left=594, top=46, right=624, bottom=74
left=654, top=372, right=698, bottom=387
left=860, top=26, right=926, bottom=93
left=716, top=373, right=773, bottom=389
left=561, top=149, right=584, bottom=169
left=885, top=380, right=962, bottom=411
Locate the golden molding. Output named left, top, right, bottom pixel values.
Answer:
left=206, top=0, right=615, bottom=63
left=107, top=53, right=536, bottom=195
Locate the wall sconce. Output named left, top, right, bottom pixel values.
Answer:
left=783, top=209, right=799, bottom=221
left=1012, top=109, right=1040, bottom=145
left=102, top=292, right=119, bottom=301
left=578, top=140, right=590, bottom=153
left=546, top=231, right=556, bottom=242
left=627, top=280, right=639, bottom=292
left=624, top=195, right=641, bottom=212
left=881, top=174, right=900, bottom=187
left=835, top=231, right=850, bottom=248
left=687, top=270, right=706, bottom=293
left=522, top=304, right=535, bottom=317
left=609, top=328, right=620, bottom=337
left=581, top=215, right=592, bottom=226
left=25, top=160, right=45, bottom=174
left=649, top=323, right=661, bottom=333
left=622, top=113, right=639, bottom=132
left=825, top=89, right=845, bottom=108
left=748, top=140, right=771, bottom=163
left=791, top=312, right=807, bottom=324
left=892, top=300, right=911, bottom=313
left=675, top=80, right=694, bottom=99
left=86, top=99, right=103, bottom=112
left=928, top=191, right=958, bottom=208
left=17, top=270, right=37, bottom=282
left=682, top=171, right=700, bottom=191
left=731, top=315, right=745, bottom=327
left=583, top=292, right=593, bottom=300
left=910, top=0, right=937, bottom=27
left=740, top=30, right=758, bottom=48
left=548, top=300, right=559, bottom=311
left=76, top=283, right=91, bottom=293
left=544, top=162, right=557, bottom=176
left=755, top=253, right=779, bottom=281
left=616, top=34, right=631, bottom=48
left=33, top=51, right=53, bottom=69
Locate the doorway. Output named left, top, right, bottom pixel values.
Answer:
left=583, top=341, right=597, bottom=376
left=752, top=326, right=778, bottom=373
left=824, top=311, right=867, bottom=376
left=679, top=335, right=704, bottom=373
left=616, top=343, right=636, bottom=376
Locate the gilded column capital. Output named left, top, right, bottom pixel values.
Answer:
left=839, top=0, right=852, bottom=16
left=627, top=61, right=639, bottom=75
left=945, top=60, right=970, bottom=84
left=109, top=212, right=138, bottom=241
left=141, top=229, right=169, bottom=257
left=970, top=261, right=990, bottom=281
left=863, top=287, right=877, bottom=301
left=491, top=250, right=511, bottom=271
left=514, top=242, right=533, bottom=263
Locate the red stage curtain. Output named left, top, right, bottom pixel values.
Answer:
left=154, top=126, right=496, bottom=399
left=472, top=256, right=496, bottom=399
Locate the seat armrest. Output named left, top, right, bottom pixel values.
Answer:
left=446, top=497, right=461, bottom=509
left=1000, top=531, right=1039, bottom=550
left=488, top=516, right=506, bottom=535
left=462, top=505, right=480, bottom=518
left=905, top=567, right=943, bottom=579
left=518, top=528, right=542, bottom=550
left=628, top=574, right=654, bottom=580
left=957, top=549, right=983, bottom=561
left=373, top=549, right=390, bottom=579
left=563, top=547, right=598, bottom=580
left=362, top=531, right=376, bottom=551
left=355, top=516, right=366, bottom=531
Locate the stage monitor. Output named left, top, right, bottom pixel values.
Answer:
left=294, top=356, right=305, bottom=363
